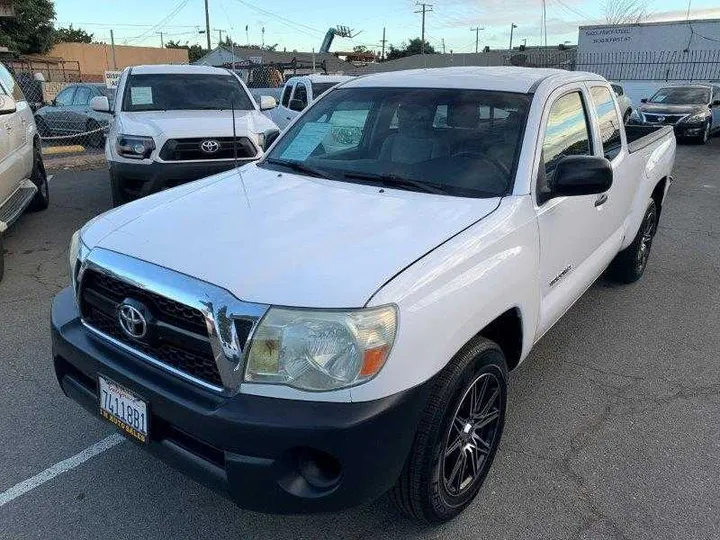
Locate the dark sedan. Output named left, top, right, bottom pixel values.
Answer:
left=35, top=83, right=114, bottom=148
left=633, top=84, right=720, bottom=144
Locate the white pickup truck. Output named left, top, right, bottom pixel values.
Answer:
left=0, top=63, right=50, bottom=281
left=53, top=67, right=675, bottom=522
left=265, top=73, right=354, bottom=130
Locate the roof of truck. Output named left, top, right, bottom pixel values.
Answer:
left=129, top=64, right=232, bottom=75
left=346, top=66, right=605, bottom=93
left=288, top=74, right=355, bottom=84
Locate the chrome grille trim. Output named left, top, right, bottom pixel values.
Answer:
left=78, top=248, right=269, bottom=394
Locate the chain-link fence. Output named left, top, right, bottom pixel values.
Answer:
left=6, top=61, right=110, bottom=157
left=224, top=58, right=330, bottom=103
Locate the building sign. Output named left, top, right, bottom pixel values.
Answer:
left=104, top=70, right=122, bottom=89
left=579, top=20, right=720, bottom=54
left=0, top=1, right=15, bottom=17
left=249, top=56, right=263, bottom=64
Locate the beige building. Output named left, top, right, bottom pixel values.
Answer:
left=47, top=42, right=189, bottom=81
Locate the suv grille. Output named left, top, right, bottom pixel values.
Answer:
left=80, top=270, right=222, bottom=388
left=643, top=113, right=686, bottom=125
left=159, top=137, right=257, bottom=161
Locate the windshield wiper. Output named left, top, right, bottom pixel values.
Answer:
left=342, top=171, right=448, bottom=195
left=264, top=158, right=334, bottom=180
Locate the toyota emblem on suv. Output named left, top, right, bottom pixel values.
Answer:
left=118, top=303, right=148, bottom=339
left=200, top=139, right=220, bottom=154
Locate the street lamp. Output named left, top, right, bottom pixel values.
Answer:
left=509, top=23, right=518, bottom=50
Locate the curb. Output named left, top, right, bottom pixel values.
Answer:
left=42, top=145, right=86, bottom=156
left=44, top=153, right=106, bottom=172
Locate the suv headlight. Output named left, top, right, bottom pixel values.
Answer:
left=245, top=305, right=397, bottom=391
left=680, top=111, right=710, bottom=124
left=116, top=134, right=155, bottom=159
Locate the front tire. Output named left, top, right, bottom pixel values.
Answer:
left=608, top=200, right=657, bottom=283
left=389, top=338, right=508, bottom=523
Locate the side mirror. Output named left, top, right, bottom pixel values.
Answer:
left=640, top=98, right=648, bottom=103
left=90, top=95, right=110, bottom=113
left=0, top=94, right=17, bottom=115
left=549, top=155, right=613, bottom=199
left=288, top=99, right=305, bottom=112
left=259, top=95, right=277, bottom=111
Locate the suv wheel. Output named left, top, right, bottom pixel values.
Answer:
left=389, top=337, right=508, bottom=522
left=28, top=143, right=50, bottom=211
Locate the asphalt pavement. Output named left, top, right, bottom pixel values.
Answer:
left=1, top=141, right=719, bottom=540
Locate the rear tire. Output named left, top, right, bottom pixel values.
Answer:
left=608, top=200, right=657, bottom=284
left=28, top=142, right=50, bottom=211
left=389, top=337, right=508, bottom=523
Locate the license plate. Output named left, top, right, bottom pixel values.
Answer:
left=98, top=376, right=149, bottom=443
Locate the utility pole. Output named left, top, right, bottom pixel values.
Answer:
left=414, top=2, right=433, bottom=54
left=509, top=23, right=517, bottom=51
left=204, top=0, right=211, bottom=50
left=381, top=27, right=387, bottom=60
left=110, top=29, right=117, bottom=69
left=470, top=26, right=483, bottom=53
left=245, top=25, right=249, bottom=45
left=261, top=27, right=265, bottom=49
left=217, top=29, right=224, bottom=46
left=157, top=31, right=164, bottom=48
left=441, top=38, right=445, bottom=54
left=542, top=0, right=548, bottom=47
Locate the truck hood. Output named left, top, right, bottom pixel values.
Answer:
left=118, top=109, right=277, bottom=139
left=84, top=164, right=501, bottom=307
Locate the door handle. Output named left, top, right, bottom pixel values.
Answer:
left=594, top=193, right=608, bottom=207
left=286, top=116, right=291, bottom=120
left=4, top=122, right=11, bottom=131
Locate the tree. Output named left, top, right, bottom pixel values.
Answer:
left=385, top=38, right=435, bottom=61
left=52, top=24, right=94, bottom=44
left=0, top=0, right=55, bottom=54
left=353, top=44, right=369, bottom=53
left=165, top=40, right=208, bottom=63
left=602, top=0, right=650, bottom=24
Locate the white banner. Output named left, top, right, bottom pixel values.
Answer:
left=104, top=71, right=122, bottom=89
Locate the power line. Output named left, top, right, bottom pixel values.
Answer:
left=230, top=0, right=322, bottom=36
left=125, top=0, right=191, bottom=44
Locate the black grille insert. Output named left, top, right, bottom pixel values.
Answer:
left=159, top=137, right=257, bottom=161
left=80, top=270, right=222, bottom=388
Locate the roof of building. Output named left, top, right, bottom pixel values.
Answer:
left=195, top=46, right=356, bottom=74
left=344, top=66, right=605, bottom=93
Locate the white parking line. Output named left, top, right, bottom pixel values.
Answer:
left=0, top=434, right=125, bottom=507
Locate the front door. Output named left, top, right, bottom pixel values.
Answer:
left=274, top=82, right=295, bottom=129
left=535, top=85, right=621, bottom=336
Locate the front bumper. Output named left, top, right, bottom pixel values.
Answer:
left=109, top=159, right=247, bottom=200
left=631, top=119, right=706, bottom=138
left=51, top=287, right=429, bottom=513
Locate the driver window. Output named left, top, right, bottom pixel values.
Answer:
left=542, top=92, right=592, bottom=182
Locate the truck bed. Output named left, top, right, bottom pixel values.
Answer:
left=626, top=125, right=674, bottom=154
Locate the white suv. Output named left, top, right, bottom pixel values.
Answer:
left=0, top=63, right=50, bottom=281
left=90, top=64, right=280, bottom=206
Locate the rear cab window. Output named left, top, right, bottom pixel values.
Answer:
left=590, top=86, right=623, bottom=161
left=281, top=83, right=293, bottom=107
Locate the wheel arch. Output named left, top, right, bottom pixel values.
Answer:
left=469, top=307, right=524, bottom=372
left=651, top=176, right=669, bottom=223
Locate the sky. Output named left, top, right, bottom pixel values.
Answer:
left=54, top=0, right=720, bottom=55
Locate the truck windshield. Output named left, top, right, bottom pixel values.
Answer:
left=263, top=87, right=530, bottom=198
left=649, top=87, right=710, bottom=105
left=122, top=73, right=254, bottom=112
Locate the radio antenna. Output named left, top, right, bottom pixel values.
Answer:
left=231, top=96, right=250, bottom=207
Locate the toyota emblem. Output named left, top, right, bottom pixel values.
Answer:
left=118, top=303, right=148, bottom=339
left=200, top=139, right=220, bottom=154
left=657, top=116, right=665, bottom=123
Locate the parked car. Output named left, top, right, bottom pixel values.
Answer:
left=34, top=83, right=114, bottom=148
left=633, top=84, right=720, bottom=143
left=91, top=64, right=280, bottom=206
left=610, top=82, right=633, bottom=122
left=53, top=67, right=675, bottom=522
left=0, top=63, right=50, bottom=281
left=265, top=73, right=355, bottom=129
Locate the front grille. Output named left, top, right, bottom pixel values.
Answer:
left=80, top=269, right=222, bottom=388
left=643, top=113, right=686, bottom=125
left=159, top=137, right=257, bottom=161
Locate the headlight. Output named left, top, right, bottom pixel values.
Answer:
left=680, top=111, right=710, bottom=124
left=245, top=305, right=397, bottom=391
left=116, top=134, right=155, bottom=159
left=630, top=109, right=642, bottom=121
